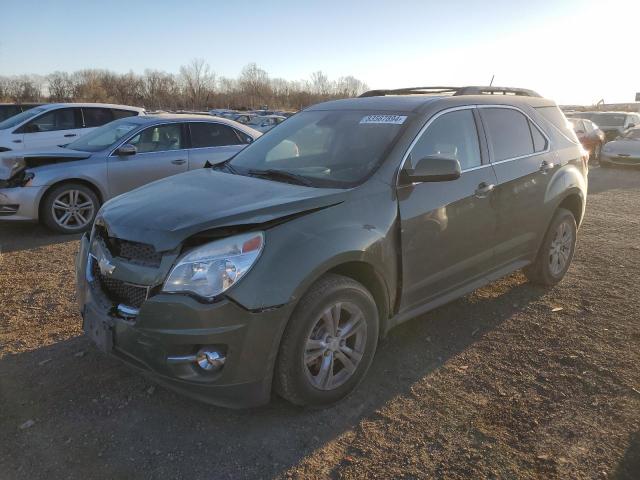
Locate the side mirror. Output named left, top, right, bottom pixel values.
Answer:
left=116, top=144, right=137, bottom=156
left=627, top=123, right=636, bottom=129
left=400, top=156, right=461, bottom=184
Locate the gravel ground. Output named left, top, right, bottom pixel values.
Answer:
left=1, top=166, right=639, bottom=480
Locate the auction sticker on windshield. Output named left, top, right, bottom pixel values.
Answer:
left=359, top=114, right=407, bottom=124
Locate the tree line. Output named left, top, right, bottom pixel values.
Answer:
left=0, top=59, right=369, bottom=112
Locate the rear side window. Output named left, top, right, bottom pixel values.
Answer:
left=82, top=108, right=114, bottom=128
left=535, top=106, right=579, bottom=143
left=112, top=109, right=139, bottom=120
left=410, top=109, right=481, bottom=170
left=189, top=122, right=246, bottom=147
left=482, top=108, right=534, bottom=161
left=529, top=122, right=547, bottom=152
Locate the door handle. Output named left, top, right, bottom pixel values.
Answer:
left=474, top=182, right=495, bottom=198
left=539, top=160, right=554, bottom=173
left=171, top=159, right=187, bottom=165
left=12, top=139, right=22, bottom=143
left=64, top=134, right=77, bottom=138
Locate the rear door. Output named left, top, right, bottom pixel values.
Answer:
left=20, top=107, right=83, bottom=148
left=187, top=121, right=252, bottom=169
left=107, top=123, right=188, bottom=197
left=398, top=107, right=499, bottom=311
left=479, top=106, right=554, bottom=268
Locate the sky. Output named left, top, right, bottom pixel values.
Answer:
left=1, top=0, right=639, bottom=105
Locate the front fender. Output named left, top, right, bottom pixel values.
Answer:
left=226, top=182, right=399, bottom=312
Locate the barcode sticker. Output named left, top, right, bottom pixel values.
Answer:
left=360, top=114, right=407, bottom=125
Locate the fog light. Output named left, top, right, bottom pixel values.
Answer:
left=195, top=348, right=226, bottom=371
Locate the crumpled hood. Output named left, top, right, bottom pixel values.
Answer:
left=98, top=168, right=348, bottom=251
left=603, top=139, right=640, bottom=157
left=0, top=146, right=91, bottom=180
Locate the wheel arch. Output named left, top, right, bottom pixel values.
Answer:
left=38, top=178, right=105, bottom=220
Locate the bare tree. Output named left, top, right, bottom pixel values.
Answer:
left=238, top=63, right=271, bottom=108
left=179, top=58, right=215, bottom=110
left=47, top=71, right=75, bottom=102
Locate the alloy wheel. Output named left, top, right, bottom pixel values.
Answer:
left=51, top=189, right=95, bottom=230
left=303, top=301, right=367, bottom=390
left=548, top=219, right=574, bottom=276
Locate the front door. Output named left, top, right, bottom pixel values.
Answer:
left=107, top=123, right=188, bottom=198
left=21, top=107, right=83, bottom=149
left=398, top=107, right=499, bottom=311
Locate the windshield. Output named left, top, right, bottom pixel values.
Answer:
left=589, top=113, right=626, bottom=127
left=66, top=120, right=139, bottom=152
left=247, top=117, right=265, bottom=125
left=228, top=110, right=408, bottom=188
left=0, top=106, right=47, bottom=130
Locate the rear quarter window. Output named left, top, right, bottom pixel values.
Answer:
left=535, top=106, right=579, bottom=143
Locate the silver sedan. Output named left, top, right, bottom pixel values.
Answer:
left=600, top=127, right=640, bottom=168
left=0, top=114, right=261, bottom=233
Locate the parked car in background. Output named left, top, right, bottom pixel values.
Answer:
left=76, top=86, right=587, bottom=408
left=0, top=103, right=43, bottom=122
left=247, top=114, right=287, bottom=132
left=0, top=103, right=145, bottom=152
left=0, top=114, right=260, bottom=233
left=600, top=127, right=640, bottom=168
left=225, top=113, right=254, bottom=124
left=569, top=117, right=605, bottom=162
left=570, top=111, right=640, bottom=142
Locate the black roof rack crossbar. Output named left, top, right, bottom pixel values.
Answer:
left=359, top=86, right=541, bottom=98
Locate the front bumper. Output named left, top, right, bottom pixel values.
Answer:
left=76, top=234, right=293, bottom=408
left=0, top=186, right=44, bottom=220
left=600, top=153, right=640, bottom=167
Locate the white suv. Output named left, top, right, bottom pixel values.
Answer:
left=0, top=103, right=145, bottom=152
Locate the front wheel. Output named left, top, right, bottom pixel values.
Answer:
left=524, top=208, right=577, bottom=286
left=274, top=274, right=379, bottom=406
left=41, top=183, right=99, bottom=234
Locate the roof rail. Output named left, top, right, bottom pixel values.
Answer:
left=359, top=86, right=542, bottom=98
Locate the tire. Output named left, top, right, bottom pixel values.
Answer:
left=274, top=274, right=379, bottom=407
left=41, top=182, right=99, bottom=234
left=524, top=208, right=577, bottom=286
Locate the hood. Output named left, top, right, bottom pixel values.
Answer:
left=603, top=139, right=640, bottom=157
left=98, top=169, right=348, bottom=251
left=0, top=146, right=91, bottom=180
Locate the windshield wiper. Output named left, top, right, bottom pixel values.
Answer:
left=246, top=168, right=314, bottom=187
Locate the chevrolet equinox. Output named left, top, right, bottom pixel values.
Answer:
left=76, top=86, right=588, bottom=407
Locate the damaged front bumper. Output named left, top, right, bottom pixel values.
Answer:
left=75, top=233, right=293, bottom=408
left=0, top=186, right=44, bottom=220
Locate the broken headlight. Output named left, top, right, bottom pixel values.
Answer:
left=163, top=232, right=264, bottom=299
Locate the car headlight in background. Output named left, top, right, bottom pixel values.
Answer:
left=163, top=232, right=264, bottom=299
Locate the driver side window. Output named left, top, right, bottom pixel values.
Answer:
left=128, top=124, right=184, bottom=153
left=410, top=109, right=481, bottom=170
left=23, top=108, right=79, bottom=133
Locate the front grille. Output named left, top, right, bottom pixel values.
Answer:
left=94, top=226, right=162, bottom=267
left=91, top=259, right=149, bottom=309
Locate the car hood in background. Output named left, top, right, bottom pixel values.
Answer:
left=0, top=146, right=91, bottom=180
left=98, top=169, right=348, bottom=251
left=603, top=139, right=640, bottom=156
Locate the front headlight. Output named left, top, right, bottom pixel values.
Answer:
left=163, top=232, right=264, bottom=299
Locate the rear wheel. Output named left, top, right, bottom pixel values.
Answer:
left=524, top=208, right=577, bottom=286
left=275, top=274, right=379, bottom=406
left=41, top=183, right=99, bottom=234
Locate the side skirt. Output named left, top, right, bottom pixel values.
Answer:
left=388, top=260, right=529, bottom=330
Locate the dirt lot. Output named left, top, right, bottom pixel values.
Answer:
left=1, top=166, right=639, bottom=479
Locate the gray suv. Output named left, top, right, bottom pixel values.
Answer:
left=76, top=86, right=588, bottom=407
